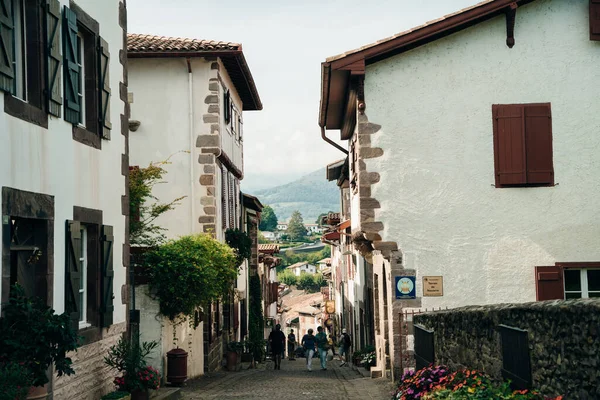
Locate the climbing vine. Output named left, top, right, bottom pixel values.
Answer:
left=225, top=228, right=252, bottom=266
left=247, top=274, right=265, bottom=364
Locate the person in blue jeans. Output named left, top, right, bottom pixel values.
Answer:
left=301, top=329, right=316, bottom=371
left=315, top=326, right=329, bottom=370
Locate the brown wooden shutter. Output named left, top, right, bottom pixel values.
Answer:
left=240, top=299, right=247, bottom=338
left=0, top=0, right=14, bottom=93
left=98, top=37, right=111, bottom=139
left=100, top=225, right=114, bottom=327
left=493, top=104, right=527, bottom=186
left=224, top=89, right=230, bottom=123
left=46, top=0, right=62, bottom=116
left=524, top=104, right=553, bottom=185
left=233, top=302, right=239, bottom=329
left=65, top=220, right=82, bottom=331
left=591, top=0, right=600, bottom=40
left=228, top=173, right=234, bottom=229
left=535, top=265, right=564, bottom=301
left=221, top=166, right=227, bottom=229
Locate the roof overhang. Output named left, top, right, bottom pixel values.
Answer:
left=319, top=0, right=537, bottom=136
left=129, top=50, right=262, bottom=111
left=242, top=193, right=264, bottom=212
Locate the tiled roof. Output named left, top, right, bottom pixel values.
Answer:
left=258, top=244, right=280, bottom=253
left=127, top=34, right=240, bottom=53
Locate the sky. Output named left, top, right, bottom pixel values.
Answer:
left=127, top=0, right=477, bottom=192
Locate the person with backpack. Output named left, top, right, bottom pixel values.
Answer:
left=339, top=328, right=352, bottom=366
left=315, top=326, right=329, bottom=370
left=301, top=328, right=316, bottom=371
left=268, top=324, right=286, bottom=370
left=287, top=329, right=297, bottom=360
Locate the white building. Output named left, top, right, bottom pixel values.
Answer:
left=305, top=223, right=322, bottom=234
left=127, top=33, right=262, bottom=375
left=317, top=258, right=331, bottom=271
left=287, top=261, right=317, bottom=276
left=276, top=221, right=288, bottom=231
left=0, top=1, right=128, bottom=398
left=319, top=0, right=600, bottom=380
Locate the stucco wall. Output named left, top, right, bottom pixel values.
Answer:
left=365, top=0, right=600, bottom=309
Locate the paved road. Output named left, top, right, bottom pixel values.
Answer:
left=180, top=357, right=393, bottom=400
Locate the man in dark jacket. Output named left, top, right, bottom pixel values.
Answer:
left=268, top=324, right=286, bottom=370
left=339, top=328, right=352, bottom=366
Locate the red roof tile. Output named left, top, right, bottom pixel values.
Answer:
left=127, top=34, right=241, bottom=53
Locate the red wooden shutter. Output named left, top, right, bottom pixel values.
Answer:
left=591, top=0, right=600, bottom=41
left=493, top=104, right=526, bottom=186
left=524, top=104, right=553, bottom=185
left=535, top=266, right=564, bottom=301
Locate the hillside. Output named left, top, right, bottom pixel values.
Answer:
left=250, top=168, right=339, bottom=222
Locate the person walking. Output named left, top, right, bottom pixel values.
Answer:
left=328, top=333, right=337, bottom=359
left=339, top=328, right=352, bottom=366
left=315, top=326, right=329, bottom=370
left=287, top=329, right=297, bottom=360
left=301, top=328, right=316, bottom=372
left=268, top=324, right=286, bottom=370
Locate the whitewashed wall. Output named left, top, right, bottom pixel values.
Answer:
left=365, top=0, right=600, bottom=309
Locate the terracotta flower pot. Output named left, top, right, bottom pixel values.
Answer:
left=226, top=351, right=239, bottom=372
left=26, top=385, right=48, bottom=400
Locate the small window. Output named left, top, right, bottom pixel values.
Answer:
left=76, top=32, right=86, bottom=126
left=564, top=269, right=600, bottom=299
left=492, top=103, right=554, bottom=188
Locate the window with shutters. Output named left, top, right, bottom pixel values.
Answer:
left=535, top=263, right=600, bottom=301
left=591, top=0, right=600, bottom=41
left=221, top=165, right=227, bottom=229
left=492, top=103, right=554, bottom=188
left=2, top=0, right=48, bottom=127
left=63, top=3, right=111, bottom=149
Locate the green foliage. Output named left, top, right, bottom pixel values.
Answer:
left=0, top=362, right=33, bottom=400
left=286, top=210, right=308, bottom=241
left=129, top=160, right=185, bottom=247
left=297, top=273, right=315, bottom=291
left=226, top=341, right=245, bottom=354
left=101, top=391, right=131, bottom=400
left=277, top=270, right=297, bottom=286
left=277, top=247, right=331, bottom=272
left=225, top=228, right=252, bottom=266
left=257, top=231, right=270, bottom=244
left=258, top=205, right=278, bottom=231
left=144, top=234, right=238, bottom=323
left=248, top=275, right=265, bottom=362
left=104, top=335, right=159, bottom=392
left=0, top=284, right=80, bottom=387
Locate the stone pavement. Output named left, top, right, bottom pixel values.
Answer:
left=179, top=357, right=394, bottom=400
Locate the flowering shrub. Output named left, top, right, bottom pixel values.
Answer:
left=393, top=365, right=564, bottom=400
left=0, top=362, right=33, bottom=400
left=361, top=351, right=376, bottom=368
left=113, top=366, right=160, bottom=392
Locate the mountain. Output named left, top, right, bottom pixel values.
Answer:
left=249, top=168, right=339, bottom=223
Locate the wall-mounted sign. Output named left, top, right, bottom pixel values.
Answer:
left=423, top=276, right=444, bottom=297
left=325, top=300, right=336, bottom=314
left=395, top=276, right=416, bottom=299
left=324, top=318, right=334, bottom=327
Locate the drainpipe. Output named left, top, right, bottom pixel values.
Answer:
left=187, top=58, right=196, bottom=233
left=320, top=125, right=348, bottom=155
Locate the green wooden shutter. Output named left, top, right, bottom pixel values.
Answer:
left=100, top=225, right=114, bottom=327
left=0, top=0, right=14, bottom=93
left=46, top=0, right=62, bottom=116
left=98, top=37, right=111, bottom=139
left=65, top=220, right=82, bottom=332
left=62, top=6, right=80, bottom=124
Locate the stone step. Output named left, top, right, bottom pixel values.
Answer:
left=150, top=387, right=181, bottom=400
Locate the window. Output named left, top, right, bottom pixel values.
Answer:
left=535, top=263, right=600, bottom=301
left=63, top=4, right=111, bottom=147
left=492, top=103, right=554, bottom=187
left=78, top=226, right=89, bottom=328
left=591, top=0, right=600, bottom=41
left=1, top=0, right=48, bottom=127
left=564, top=269, right=600, bottom=299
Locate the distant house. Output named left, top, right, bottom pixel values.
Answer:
left=260, top=231, right=278, bottom=241
left=317, top=258, right=331, bottom=271
left=297, top=306, right=322, bottom=338
left=305, top=223, right=323, bottom=234
left=287, top=262, right=317, bottom=276
left=277, top=221, right=288, bottom=231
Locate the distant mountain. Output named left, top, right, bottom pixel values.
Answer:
left=249, top=168, right=339, bottom=223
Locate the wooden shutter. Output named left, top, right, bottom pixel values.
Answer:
left=591, top=0, right=600, bottom=40
left=100, top=225, right=114, bottom=327
left=224, top=90, right=230, bottom=124
left=233, top=302, right=239, bottom=329
left=46, top=0, right=62, bottom=116
left=535, top=266, right=564, bottom=301
left=221, top=165, right=227, bottom=228
left=98, top=37, right=111, bottom=139
left=0, top=0, right=14, bottom=93
left=493, top=104, right=526, bottom=186
left=65, top=220, right=82, bottom=331
left=524, top=104, right=553, bottom=185
left=62, top=6, right=80, bottom=124
left=228, top=173, right=235, bottom=229
left=240, top=299, right=247, bottom=338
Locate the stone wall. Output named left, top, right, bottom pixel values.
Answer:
left=414, top=299, right=600, bottom=399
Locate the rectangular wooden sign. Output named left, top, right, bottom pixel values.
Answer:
left=423, top=276, right=443, bottom=297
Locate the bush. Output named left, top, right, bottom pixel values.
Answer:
left=144, top=234, right=238, bottom=323
left=0, top=362, right=33, bottom=400
left=104, top=335, right=159, bottom=392
left=277, top=270, right=297, bottom=286
left=297, top=273, right=315, bottom=291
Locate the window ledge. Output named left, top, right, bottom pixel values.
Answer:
left=4, top=94, right=48, bottom=129
left=73, top=125, right=101, bottom=149
left=78, top=325, right=103, bottom=345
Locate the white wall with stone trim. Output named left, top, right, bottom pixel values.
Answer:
left=364, top=0, right=600, bottom=310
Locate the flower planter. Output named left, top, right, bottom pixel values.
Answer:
left=27, top=385, right=49, bottom=400
left=130, top=390, right=149, bottom=400
left=226, top=351, right=239, bottom=372
left=166, top=348, right=188, bottom=386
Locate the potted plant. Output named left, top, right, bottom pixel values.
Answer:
left=352, top=350, right=363, bottom=366
left=0, top=361, right=33, bottom=400
left=0, top=284, right=79, bottom=398
left=226, top=341, right=244, bottom=371
left=104, top=335, right=160, bottom=400
left=361, top=351, right=376, bottom=370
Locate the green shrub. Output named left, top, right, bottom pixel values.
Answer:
left=0, top=362, right=33, bottom=400
left=101, top=391, right=130, bottom=400
left=297, top=273, right=315, bottom=291
left=144, top=234, right=238, bottom=323
left=277, top=270, right=297, bottom=286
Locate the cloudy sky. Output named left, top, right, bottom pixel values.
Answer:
left=127, top=0, right=477, bottom=191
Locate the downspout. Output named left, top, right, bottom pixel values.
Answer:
left=321, top=125, right=348, bottom=155
left=187, top=58, right=196, bottom=233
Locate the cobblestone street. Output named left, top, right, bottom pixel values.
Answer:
left=180, top=358, right=393, bottom=400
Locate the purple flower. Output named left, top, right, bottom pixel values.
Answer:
left=406, top=388, right=414, bottom=395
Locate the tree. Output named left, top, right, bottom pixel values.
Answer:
left=259, top=205, right=278, bottom=231
left=277, top=270, right=297, bottom=286
left=286, top=210, right=307, bottom=241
